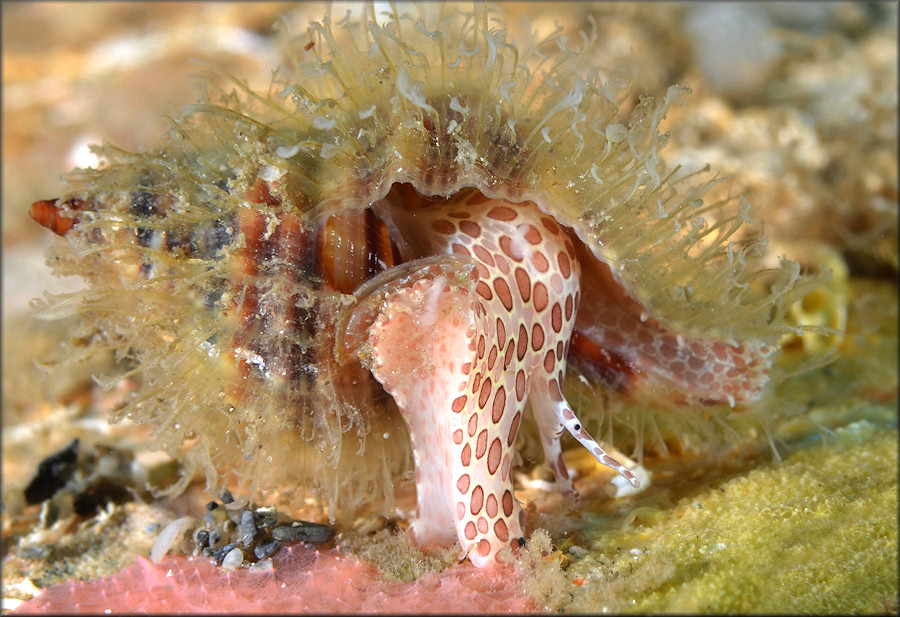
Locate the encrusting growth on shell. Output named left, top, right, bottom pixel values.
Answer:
left=30, top=3, right=819, bottom=567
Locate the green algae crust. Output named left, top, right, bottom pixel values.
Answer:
left=554, top=421, right=898, bottom=614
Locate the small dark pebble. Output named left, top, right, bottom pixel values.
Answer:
left=205, top=501, right=219, bottom=511
left=219, top=489, right=234, bottom=504
left=210, top=542, right=237, bottom=564
left=239, top=510, right=257, bottom=546
left=72, top=478, right=133, bottom=515
left=271, top=521, right=334, bottom=545
left=197, top=530, right=210, bottom=549
left=253, top=539, right=282, bottom=560
left=24, top=439, right=80, bottom=504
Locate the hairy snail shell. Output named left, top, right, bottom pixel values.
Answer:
left=31, top=4, right=811, bottom=567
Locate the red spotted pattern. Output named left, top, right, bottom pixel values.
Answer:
left=364, top=193, right=643, bottom=569
left=364, top=189, right=768, bottom=569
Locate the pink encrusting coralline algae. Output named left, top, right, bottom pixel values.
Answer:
left=14, top=545, right=533, bottom=614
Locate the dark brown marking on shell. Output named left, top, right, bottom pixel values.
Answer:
left=516, top=325, right=528, bottom=361
left=476, top=281, right=493, bottom=301
left=487, top=206, right=517, bottom=221
left=468, top=413, right=478, bottom=437
left=470, top=486, right=484, bottom=514
left=464, top=521, right=477, bottom=540
left=475, top=429, right=488, bottom=459
left=531, top=251, right=549, bottom=273
left=457, top=474, right=471, bottom=494
left=487, top=438, right=502, bottom=474
left=459, top=220, right=481, bottom=238
left=478, top=377, right=492, bottom=408
left=502, top=490, right=514, bottom=516
left=473, top=244, right=495, bottom=267
left=494, top=519, right=509, bottom=542
left=452, top=395, right=468, bottom=413
left=569, top=330, right=639, bottom=393
left=543, top=350, right=556, bottom=373
left=515, top=370, right=526, bottom=401
left=452, top=243, right=471, bottom=258
left=539, top=217, right=560, bottom=235
left=486, top=493, right=499, bottom=518
left=531, top=323, right=545, bottom=351
left=504, top=339, right=515, bottom=368
left=522, top=224, right=541, bottom=245
left=507, top=411, right=522, bottom=446
left=557, top=251, right=571, bottom=278
left=496, top=318, right=506, bottom=343
left=551, top=303, right=563, bottom=333
left=532, top=282, right=548, bottom=312
left=514, top=268, right=531, bottom=302
left=493, top=278, right=513, bottom=311
left=491, top=386, right=506, bottom=423
left=432, top=219, right=455, bottom=235
left=548, top=379, right=563, bottom=402
left=477, top=515, right=489, bottom=532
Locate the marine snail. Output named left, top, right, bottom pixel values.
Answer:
left=30, top=4, right=810, bottom=568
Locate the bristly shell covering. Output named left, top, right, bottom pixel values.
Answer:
left=35, top=4, right=810, bottom=518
